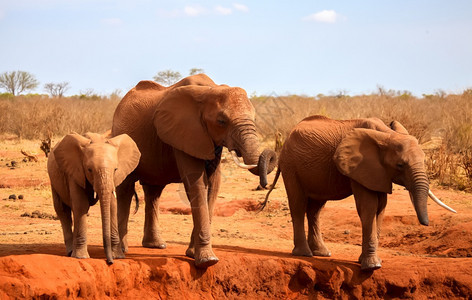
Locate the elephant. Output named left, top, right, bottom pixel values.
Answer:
left=262, top=115, right=455, bottom=271
left=47, top=132, right=141, bottom=264
left=111, top=74, right=277, bottom=268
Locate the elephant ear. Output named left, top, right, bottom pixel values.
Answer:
left=108, top=134, right=141, bottom=187
left=334, top=128, right=392, bottom=193
left=154, top=85, right=215, bottom=160
left=53, top=133, right=91, bottom=189
left=390, top=120, right=409, bottom=135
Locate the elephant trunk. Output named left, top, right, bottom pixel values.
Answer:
left=96, top=172, right=114, bottom=264
left=408, top=166, right=430, bottom=226
left=230, top=122, right=277, bottom=188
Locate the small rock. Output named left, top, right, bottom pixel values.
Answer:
left=22, top=158, right=28, bottom=163
left=11, top=161, right=17, bottom=167
left=18, top=195, right=24, bottom=200
left=8, top=194, right=16, bottom=200
left=220, top=228, right=228, bottom=233
left=344, top=230, right=350, bottom=235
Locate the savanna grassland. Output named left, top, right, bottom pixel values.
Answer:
left=1, top=89, right=471, bottom=190
left=0, top=89, right=471, bottom=299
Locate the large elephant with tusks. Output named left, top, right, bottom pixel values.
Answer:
left=112, top=74, right=277, bottom=268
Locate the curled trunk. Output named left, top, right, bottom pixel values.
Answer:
left=235, top=128, right=277, bottom=188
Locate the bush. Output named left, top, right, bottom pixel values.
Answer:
left=252, top=91, right=472, bottom=191
left=0, top=90, right=471, bottom=191
left=0, top=96, right=119, bottom=140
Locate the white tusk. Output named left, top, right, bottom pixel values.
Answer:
left=230, top=150, right=258, bottom=169
left=428, top=190, right=457, bottom=213
left=94, top=192, right=97, bottom=200
left=113, top=191, right=117, bottom=199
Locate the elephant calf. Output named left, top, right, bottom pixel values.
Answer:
left=263, top=115, right=455, bottom=271
left=47, top=132, right=140, bottom=264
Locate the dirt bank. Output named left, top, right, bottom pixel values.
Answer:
left=0, top=141, right=471, bottom=298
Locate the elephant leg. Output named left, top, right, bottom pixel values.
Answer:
left=52, top=190, right=73, bottom=256
left=307, top=199, right=331, bottom=257
left=376, top=193, right=387, bottom=242
left=70, top=185, right=90, bottom=259
left=117, top=178, right=135, bottom=253
left=284, top=173, right=312, bottom=257
left=186, top=162, right=221, bottom=259
left=352, top=181, right=382, bottom=271
left=110, top=190, right=124, bottom=260
left=175, top=149, right=218, bottom=268
left=141, top=184, right=167, bottom=249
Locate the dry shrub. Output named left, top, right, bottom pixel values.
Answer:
left=252, top=91, right=472, bottom=191
left=0, top=96, right=119, bottom=140
left=1, top=90, right=471, bottom=191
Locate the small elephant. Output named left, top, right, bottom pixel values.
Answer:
left=47, top=132, right=141, bottom=264
left=263, top=115, right=455, bottom=271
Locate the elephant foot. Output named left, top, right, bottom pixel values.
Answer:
left=311, top=249, right=331, bottom=257
left=292, top=246, right=314, bottom=257
left=142, top=236, right=167, bottom=249
left=121, top=238, right=129, bottom=253
left=71, top=248, right=90, bottom=259
left=113, top=246, right=126, bottom=259
left=309, top=242, right=331, bottom=257
left=359, top=254, right=382, bottom=271
left=194, top=247, right=219, bottom=269
left=186, top=247, right=195, bottom=259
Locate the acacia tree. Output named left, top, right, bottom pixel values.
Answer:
left=189, top=68, right=204, bottom=75
left=44, top=82, right=70, bottom=98
left=0, top=71, right=39, bottom=95
left=153, top=70, right=182, bottom=86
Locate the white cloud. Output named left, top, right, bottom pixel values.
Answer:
left=303, top=10, right=339, bottom=23
left=184, top=5, right=206, bottom=17
left=160, top=4, right=248, bottom=18
left=101, top=18, right=123, bottom=26
left=215, top=5, right=232, bottom=15
left=233, top=3, right=249, bottom=12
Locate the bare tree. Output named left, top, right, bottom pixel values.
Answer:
left=44, top=82, right=70, bottom=98
left=0, top=71, right=39, bottom=95
left=153, top=70, right=182, bottom=86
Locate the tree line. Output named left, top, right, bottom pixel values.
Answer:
left=0, top=68, right=205, bottom=98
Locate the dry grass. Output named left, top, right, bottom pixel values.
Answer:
left=0, top=95, right=118, bottom=140
left=252, top=90, right=472, bottom=191
left=1, top=89, right=471, bottom=190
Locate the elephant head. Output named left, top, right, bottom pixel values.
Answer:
left=153, top=84, right=277, bottom=185
left=334, top=126, right=443, bottom=226
left=53, top=132, right=141, bottom=263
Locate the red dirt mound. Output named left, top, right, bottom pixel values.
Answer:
left=1, top=244, right=471, bottom=299
left=1, top=146, right=472, bottom=298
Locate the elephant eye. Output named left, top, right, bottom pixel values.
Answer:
left=217, top=119, right=227, bottom=127
left=87, top=168, right=92, bottom=172
left=396, top=163, right=404, bottom=170
left=114, top=168, right=118, bottom=172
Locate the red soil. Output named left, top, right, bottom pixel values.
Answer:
left=0, top=146, right=471, bottom=299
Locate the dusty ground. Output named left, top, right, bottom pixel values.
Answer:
left=0, top=138, right=471, bottom=299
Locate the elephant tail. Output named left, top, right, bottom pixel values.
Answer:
left=259, top=166, right=281, bottom=211
left=133, top=189, right=139, bottom=215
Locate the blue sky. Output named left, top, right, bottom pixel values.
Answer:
left=1, top=0, right=471, bottom=97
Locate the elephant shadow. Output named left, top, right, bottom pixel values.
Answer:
left=0, top=242, right=374, bottom=285
left=0, top=243, right=104, bottom=258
